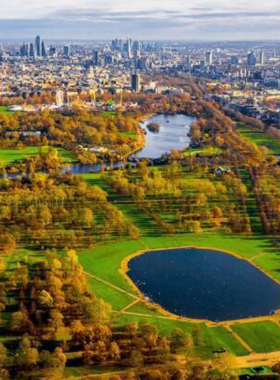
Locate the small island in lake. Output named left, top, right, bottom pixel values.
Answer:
left=147, top=122, right=161, bottom=133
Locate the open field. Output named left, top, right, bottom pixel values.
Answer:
left=120, top=131, right=138, bottom=140
left=231, top=322, right=280, bottom=353
left=0, top=146, right=77, bottom=165
left=184, top=146, right=223, bottom=157
left=0, top=106, right=14, bottom=115
left=237, top=123, right=280, bottom=155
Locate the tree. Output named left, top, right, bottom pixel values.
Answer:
left=128, top=350, right=144, bottom=367
left=171, top=328, right=193, bottom=353
left=192, top=325, right=203, bottom=346
left=0, top=229, right=16, bottom=254
left=15, top=335, right=39, bottom=368
left=53, top=347, right=67, bottom=368
left=91, top=298, right=112, bottom=323
left=109, top=342, right=121, bottom=361
left=0, top=343, right=7, bottom=368
left=49, top=309, right=64, bottom=332
left=9, top=311, right=31, bottom=333
left=67, top=249, right=78, bottom=271
left=212, top=353, right=238, bottom=380
left=38, top=290, right=53, bottom=309
left=139, top=323, right=159, bottom=347
left=70, top=320, right=85, bottom=341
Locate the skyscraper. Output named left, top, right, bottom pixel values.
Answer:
left=25, top=44, right=29, bottom=57
left=29, top=43, right=35, bottom=58
left=49, top=46, right=57, bottom=57
left=127, top=38, right=132, bottom=59
left=247, top=52, right=257, bottom=66
left=206, top=50, right=213, bottom=65
left=260, top=51, right=265, bottom=66
left=93, top=50, right=100, bottom=66
left=131, top=72, right=141, bottom=92
left=231, top=56, right=239, bottom=65
left=63, top=45, right=70, bottom=58
left=41, top=41, right=47, bottom=58
left=35, top=35, right=41, bottom=56
left=20, top=43, right=27, bottom=57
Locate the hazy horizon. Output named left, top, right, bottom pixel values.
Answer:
left=0, top=0, right=279, bottom=40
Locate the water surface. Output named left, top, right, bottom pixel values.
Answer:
left=135, top=114, right=195, bottom=159
left=128, top=248, right=280, bottom=321
left=60, top=113, right=195, bottom=174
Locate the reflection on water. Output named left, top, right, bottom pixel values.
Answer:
left=135, top=114, right=196, bottom=159
left=128, top=248, right=280, bottom=321
left=61, top=161, right=124, bottom=175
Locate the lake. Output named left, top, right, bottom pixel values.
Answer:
left=61, top=113, right=196, bottom=174
left=135, top=114, right=195, bottom=159
left=127, top=248, right=280, bottom=321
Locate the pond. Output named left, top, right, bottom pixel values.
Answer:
left=135, top=114, right=195, bottom=159
left=127, top=248, right=280, bottom=321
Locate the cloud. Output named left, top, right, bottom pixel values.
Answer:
left=0, top=0, right=279, bottom=40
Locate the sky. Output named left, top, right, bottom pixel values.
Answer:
left=0, top=0, right=279, bottom=41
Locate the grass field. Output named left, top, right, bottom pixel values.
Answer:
left=237, top=123, right=280, bottom=155
left=231, top=321, right=280, bottom=353
left=0, top=146, right=77, bottom=166
left=112, top=314, right=249, bottom=357
left=120, top=132, right=138, bottom=140
left=184, top=146, right=222, bottom=157
left=0, top=106, right=14, bottom=115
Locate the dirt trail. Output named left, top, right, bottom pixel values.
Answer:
left=234, top=351, right=280, bottom=368
left=225, top=325, right=253, bottom=353
left=84, top=271, right=139, bottom=300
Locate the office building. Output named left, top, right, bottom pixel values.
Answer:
left=35, top=35, right=41, bottom=56
left=63, top=45, right=70, bottom=58
left=29, top=43, right=35, bottom=58
left=41, top=41, right=47, bottom=58
left=260, top=51, right=265, bottom=66
left=131, top=72, right=141, bottom=92
left=127, top=38, right=132, bottom=59
left=247, top=52, right=257, bottom=66
left=93, top=50, right=100, bottom=66
left=206, top=50, right=213, bottom=65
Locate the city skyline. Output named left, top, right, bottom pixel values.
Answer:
left=0, top=0, right=280, bottom=40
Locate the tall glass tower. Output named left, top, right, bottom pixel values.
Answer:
left=35, top=35, right=41, bottom=57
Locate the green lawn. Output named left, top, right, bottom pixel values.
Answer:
left=120, top=132, right=138, bottom=140
left=0, top=106, right=14, bottom=115
left=0, top=146, right=77, bottom=166
left=184, top=146, right=222, bottom=157
left=87, top=276, right=134, bottom=310
left=237, top=123, right=280, bottom=155
left=254, top=250, right=280, bottom=282
left=201, top=325, right=249, bottom=357
left=231, top=321, right=280, bottom=353
left=112, top=314, right=248, bottom=357
left=100, top=111, right=116, bottom=118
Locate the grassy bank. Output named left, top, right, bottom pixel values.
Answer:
left=0, top=146, right=77, bottom=166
